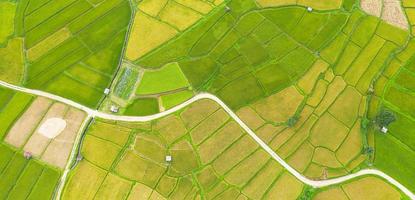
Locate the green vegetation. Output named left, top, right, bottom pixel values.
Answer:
left=0, top=143, right=60, bottom=199
left=0, top=88, right=33, bottom=139
left=63, top=100, right=306, bottom=199
left=136, top=62, right=190, bottom=95
left=124, top=98, right=159, bottom=116
left=0, top=0, right=414, bottom=198
left=20, top=0, right=132, bottom=108
left=375, top=109, right=396, bottom=128
left=0, top=1, right=16, bottom=45
left=134, top=2, right=355, bottom=109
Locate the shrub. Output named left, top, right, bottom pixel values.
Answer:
left=286, top=115, right=299, bottom=127
left=375, top=109, right=396, bottom=127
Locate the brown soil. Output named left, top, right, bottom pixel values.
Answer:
left=23, top=103, right=68, bottom=157
left=41, top=108, right=86, bottom=168
left=382, top=0, right=409, bottom=29
left=5, top=97, right=52, bottom=147
left=361, top=0, right=382, bottom=17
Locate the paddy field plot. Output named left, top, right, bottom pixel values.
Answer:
left=313, top=176, right=406, bottom=200
left=0, top=143, right=61, bottom=200
left=19, top=0, right=132, bottom=108
left=134, top=1, right=357, bottom=109
left=136, top=62, right=190, bottom=95
left=63, top=99, right=309, bottom=199
left=4, top=95, right=86, bottom=169
left=62, top=97, right=412, bottom=199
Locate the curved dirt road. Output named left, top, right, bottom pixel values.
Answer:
left=0, top=80, right=414, bottom=199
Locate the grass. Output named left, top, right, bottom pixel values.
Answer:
left=0, top=38, right=24, bottom=84
left=0, top=144, right=60, bottom=199
left=27, top=27, right=72, bottom=62
left=388, top=111, right=415, bottom=149
left=136, top=62, right=190, bottom=95
left=7, top=161, right=44, bottom=199
left=384, top=85, right=415, bottom=118
left=394, top=68, right=415, bottom=92
left=0, top=91, right=33, bottom=139
left=342, top=176, right=402, bottom=199
left=242, top=160, right=282, bottom=199
left=158, top=0, right=202, bottom=31
left=350, top=15, right=379, bottom=47
left=180, top=56, right=218, bottom=89
left=169, top=140, right=199, bottom=176
left=328, top=86, right=362, bottom=127
left=115, top=150, right=166, bottom=187
left=134, top=133, right=167, bottom=163
left=0, top=154, right=27, bottom=198
left=321, top=33, right=348, bottom=64
left=94, top=173, right=132, bottom=199
left=263, top=172, right=304, bottom=199
left=87, top=120, right=131, bottom=147
left=190, top=109, right=229, bottom=145
left=212, top=135, right=258, bottom=175
left=66, top=63, right=111, bottom=90
left=374, top=132, right=415, bottom=192
left=252, top=86, right=304, bottom=123
left=155, top=115, right=187, bottom=144
left=27, top=168, right=61, bottom=200
left=62, top=161, right=106, bottom=199
left=126, top=12, right=178, bottom=60
left=81, top=134, right=121, bottom=170
left=124, top=98, right=159, bottom=116
left=309, top=113, right=349, bottom=151
left=45, top=74, right=103, bottom=108
left=198, top=121, right=244, bottom=164
left=0, top=1, right=16, bottom=45
left=344, top=36, right=386, bottom=85
left=160, top=90, right=193, bottom=109
left=313, top=147, right=342, bottom=168
left=25, top=0, right=92, bottom=48
left=216, top=74, right=265, bottom=109
left=21, top=0, right=131, bottom=108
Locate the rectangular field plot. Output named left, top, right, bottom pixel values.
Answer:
left=0, top=144, right=60, bottom=199
left=22, top=0, right=131, bottom=108
left=136, top=62, right=190, bottom=95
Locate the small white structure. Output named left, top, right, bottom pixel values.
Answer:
left=381, top=126, right=388, bottom=134
left=307, top=7, right=313, bottom=12
left=104, top=88, right=110, bottom=95
left=110, top=105, right=119, bottom=113
left=165, top=155, right=172, bottom=162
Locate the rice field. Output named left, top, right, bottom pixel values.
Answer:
left=1, top=0, right=415, bottom=198
left=61, top=98, right=410, bottom=199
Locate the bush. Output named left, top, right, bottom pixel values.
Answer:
left=299, top=186, right=316, bottom=200
left=286, top=115, right=299, bottom=127
left=375, top=109, right=396, bottom=127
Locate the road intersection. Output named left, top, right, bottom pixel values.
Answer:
left=0, top=80, right=413, bottom=199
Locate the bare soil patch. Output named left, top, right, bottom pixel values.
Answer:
left=5, top=97, right=51, bottom=147
left=42, top=108, right=86, bottom=168
left=382, top=0, right=409, bottom=29
left=23, top=103, right=67, bottom=157
left=361, top=0, right=382, bottom=17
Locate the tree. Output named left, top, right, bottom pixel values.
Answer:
left=375, top=109, right=396, bottom=128
left=286, top=115, right=299, bottom=127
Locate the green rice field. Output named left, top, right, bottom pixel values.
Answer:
left=0, top=0, right=415, bottom=198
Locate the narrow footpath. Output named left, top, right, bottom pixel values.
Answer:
left=0, top=80, right=413, bottom=200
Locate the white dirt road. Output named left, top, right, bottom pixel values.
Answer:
left=0, top=80, right=413, bottom=199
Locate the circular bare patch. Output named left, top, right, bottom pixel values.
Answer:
left=38, top=118, right=67, bottom=139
